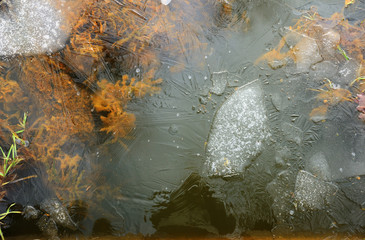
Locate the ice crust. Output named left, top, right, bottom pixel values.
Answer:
left=204, top=79, right=271, bottom=177
left=295, top=170, right=338, bottom=210
left=305, top=152, right=331, bottom=181
left=0, top=0, right=68, bottom=56
left=210, top=71, right=228, bottom=96
left=293, top=36, right=323, bottom=72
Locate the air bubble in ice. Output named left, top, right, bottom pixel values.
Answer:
left=168, top=124, right=178, bottom=135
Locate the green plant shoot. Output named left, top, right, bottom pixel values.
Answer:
left=0, top=204, right=22, bottom=240
left=337, top=45, right=349, bottom=60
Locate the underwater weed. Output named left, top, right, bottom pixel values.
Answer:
left=0, top=113, right=27, bottom=178
left=337, top=45, right=350, bottom=60
left=92, top=75, right=162, bottom=145
left=0, top=204, right=21, bottom=240
left=0, top=113, right=31, bottom=240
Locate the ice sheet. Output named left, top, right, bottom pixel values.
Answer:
left=0, top=0, right=68, bottom=55
left=204, top=79, right=271, bottom=177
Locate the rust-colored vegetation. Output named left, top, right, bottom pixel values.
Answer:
left=256, top=2, right=365, bottom=121
left=0, top=0, right=179, bottom=201
left=92, top=75, right=162, bottom=145
left=309, top=81, right=352, bottom=121
left=0, top=0, right=250, bottom=205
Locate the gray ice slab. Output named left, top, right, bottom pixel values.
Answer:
left=293, top=36, right=323, bottom=73
left=295, top=170, right=338, bottom=210
left=203, top=79, right=271, bottom=177
left=210, top=71, right=228, bottom=96
left=305, top=152, right=331, bottom=181
left=0, top=0, right=68, bottom=56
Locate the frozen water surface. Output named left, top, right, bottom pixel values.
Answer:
left=1, top=0, right=365, bottom=238
left=204, top=80, right=271, bottom=177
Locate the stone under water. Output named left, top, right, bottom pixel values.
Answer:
left=203, top=79, right=271, bottom=177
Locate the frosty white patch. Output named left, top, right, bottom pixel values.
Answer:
left=161, top=0, right=171, bottom=5
left=0, top=0, right=68, bottom=56
left=203, top=79, right=271, bottom=177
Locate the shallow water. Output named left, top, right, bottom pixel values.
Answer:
left=1, top=0, right=365, bottom=239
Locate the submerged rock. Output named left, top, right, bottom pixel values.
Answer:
left=40, top=198, right=77, bottom=230
left=267, top=170, right=296, bottom=224
left=0, top=160, right=78, bottom=238
left=0, top=0, right=68, bottom=55
left=203, top=79, right=271, bottom=177
left=309, top=61, right=338, bottom=82
left=271, top=92, right=283, bottom=111
left=151, top=173, right=236, bottom=236
left=320, top=29, right=341, bottom=58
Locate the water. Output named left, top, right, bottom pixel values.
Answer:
left=0, top=0, right=365, bottom=238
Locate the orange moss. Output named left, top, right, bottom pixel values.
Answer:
left=316, top=88, right=352, bottom=105
left=309, top=105, right=328, bottom=121
left=0, top=55, right=96, bottom=201
left=0, top=0, right=250, bottom=202
left=345, top=0, right=355, bottom=7
left=92, top=75, right=162, bottom=143
left=255, top=6, right=365, bottom=120
left=20, top=56, right=94, bottom=136
left=254, top=37, right=293, bottom=66
left=309, top=84, right=352, bottom=121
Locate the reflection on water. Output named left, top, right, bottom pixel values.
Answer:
left=0, top=0, right=365, bottom=238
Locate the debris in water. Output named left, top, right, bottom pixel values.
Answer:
left=356, top=93, right=365, bottom=120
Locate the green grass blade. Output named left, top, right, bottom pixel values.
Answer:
left=6, top=145, right=12, bottom=160
left=337, top=45, right=349, bottom=60
left=0, top=147, right=5, bottom=160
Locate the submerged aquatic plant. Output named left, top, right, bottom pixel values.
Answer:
left=337, top=45, right=350, bottom=60
left=0, top=113, right=35, bottom=240
left=0, top=113, right=27, bottom=179
left=0, top=204, right=21, bottom=240
left=0, top=144, right=22, bottom=179
left=93, top=75, right=162, bottom=145
left=256, top=4, right=365, bottom=122
left=309, top=80, right=352, bottom=121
